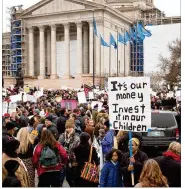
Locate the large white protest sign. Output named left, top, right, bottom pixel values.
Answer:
left=27, top=94, right=37, bottom=103
left=10, top=94, right=22, bottom=102
left=77, top=92, right=87, bottom=103
left=108, top=77, right=151, bottom=132
left=88, top=92, right=94, bottom=100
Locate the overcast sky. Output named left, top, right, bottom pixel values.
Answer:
left=2, top=0, right=180, bottom=32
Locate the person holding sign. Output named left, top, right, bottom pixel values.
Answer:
left=120, top=138, right=148, bottom=187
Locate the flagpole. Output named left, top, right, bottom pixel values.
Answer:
left=124, top=28, right=126, bottom=76
left=109, top=33, right=111, bottom=77
left=117, top=30, right=119, bottom=77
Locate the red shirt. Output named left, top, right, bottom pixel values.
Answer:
left=33, top=142, right=68, bottom=176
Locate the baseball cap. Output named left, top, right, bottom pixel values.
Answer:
left=4, top=113, right=10, bottom=118
left=6, top=122, right=18, bottom=131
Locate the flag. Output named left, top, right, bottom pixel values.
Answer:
left=134, top=24, right=145, bottom=41
left=84, top=84, right=92, bottom=97
left=93, top=18, right=98, bottom=37
left=110, top=33, right=117, bottom=49
left=138, top=23, right=152, bottom=37
left=118, top=33, right=125, bottom=44
left=100, top=35, right=110, bottom=47
left=130, top=27, right=136, bottom=40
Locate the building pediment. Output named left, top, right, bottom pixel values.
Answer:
left=21, top=0, right=104, bottom=17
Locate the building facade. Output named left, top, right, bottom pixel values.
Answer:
left=3, top=0, right=181, bottom=88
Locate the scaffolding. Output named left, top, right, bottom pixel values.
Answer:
left=2, top=33, right=11, bottom=76
left=10, top=5, right=26, bottom=77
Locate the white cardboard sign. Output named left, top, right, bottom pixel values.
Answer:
left=9, top=102, right=17, bottom=114
left=88, top=92, right=94, bottom=100
left=108, top=77, right=151, bottom=132
left=3, top=102, right=8, bottom=115
left=77, top=92, right=87, bottom=104
left=10, top=94, right=22, bottom=102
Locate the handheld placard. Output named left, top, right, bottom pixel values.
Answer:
left=129, top=131, right=135, bottom=186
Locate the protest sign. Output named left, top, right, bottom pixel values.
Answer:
left=108, top=77, right=151, bottom=132
left=24, top=86, right=30, bottom=93
left=77, top=92, right=87, bottom=104
left=61, top=100, right=77, bottom=110
left=9, top=102, right=17, bottom=114
left=88, top=92, right=94, bottom=100
left=55, top=96, right=62, bottom=103
left=27, top=94, right=37, bottom=103
left=3, top=102, right=8, bottom=115
left=167, top=91, right=174, bottom=98
left=2, top=88, right=7, bottom=96
left=10, top=94, right=22, bottom=102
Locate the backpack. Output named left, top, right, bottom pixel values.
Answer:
left=39, top=145, right=59, bottom=168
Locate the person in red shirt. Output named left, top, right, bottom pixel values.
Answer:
left=33, top=128, right=68, bottom=187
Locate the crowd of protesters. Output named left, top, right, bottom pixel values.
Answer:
left=2, top=85, right=181, bottom=187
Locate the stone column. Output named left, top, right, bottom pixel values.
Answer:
left=38, top=26, right=45, bottom=79
left=76, top=22, right=82, bottom=77
left=50, top=25, right=58, bottom=79
left=95, top=20, right=103, bottom=76
left=46, top=29, right=51, bottom=75
left=83, top=25, right=89, bottom=74
left=28, top=26, right=34, bottom=76
left=63, top=23, right=70, bottom=78
left=89, top=21, right=94, bottom=75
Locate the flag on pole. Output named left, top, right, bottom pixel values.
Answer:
left=138, top=23, right=152, bottom=37
left=130, top=27, right=136, bottom=41
left=83, top=84, right=92, bottom=97
left=110, top=33, right=117, bottom=49
left=118, top=33, right=126, bottom=44
left=134, top=24, right=145, bottom=41
left=100, top=35, right=110, bottom=47
left=93, top=18, right=98, bottom=37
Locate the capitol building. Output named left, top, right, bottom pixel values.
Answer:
left=3, top=0, right=179, bottom=88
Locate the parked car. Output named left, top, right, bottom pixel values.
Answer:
left=141, top=111, right=179, bottom=155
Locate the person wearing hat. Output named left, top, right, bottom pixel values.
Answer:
left=33, top=109, right=40, bottom=116
left=58, top=118, right=80, bottom=187
left=45, top=115, right=59, bottom=140
left=2, top=122, right=18, bottom=152
left=2, top=113, right=11, bottom=127
left=120, top=137, right=148, bottom=187
left=2, top=138, right=29, bottom=187
left=2, top=160, right=22, bottom=187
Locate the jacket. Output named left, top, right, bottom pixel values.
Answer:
left=47, top=123, right=59, bottom=140
left=58, top=130, right=80, bottom=162
left=32, top=142, right=68, bottom=176
left=57, top=115, right=68, bottom=134
left=120, top=150, right=148, bottom=187
left=2, top=153, right=29, bottom=187
left=100, top=161, right=123, bottom=187
left=101, top=129, right=114, bottom=155
left=154, top=155, right=181, bottom=187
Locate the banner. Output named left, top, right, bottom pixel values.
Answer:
left=77, top=92, right=87, bottom=104
left=108, top=77, right=151, bottom=132
left=61, top=100, right=77, bottom=110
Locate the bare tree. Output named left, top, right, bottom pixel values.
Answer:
left=158, top=39, right=181, bottom=89
left=145, top=71, right=164, bottom=92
